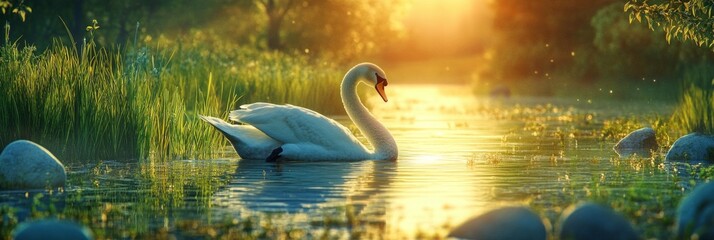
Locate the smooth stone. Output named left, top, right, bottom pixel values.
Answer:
left=677, top=181, right=714, bottom=239
left=489, top=85, right=511, bottom=98
left=665, top=133, right=714, bottom=163
left=0, top=140, right=66, bottom=189
left=448, top=206, right=546, bottom=240
left=558, top=203, right=638, bottom=240
left=12, top=219, right=93, bottom=240
left=613, top=127, right=658, bottom=157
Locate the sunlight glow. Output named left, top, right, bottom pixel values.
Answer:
left=369, top=85, right=507, bottom=237
left=399, top=0, right=492, bottom=57
left=413, top=155, right=443, bottom=164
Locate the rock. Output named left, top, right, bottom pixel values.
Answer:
left=558, top=203, right=638, bottom=240
left=12, top=219, right=93, bottom=240
left=665, top=133, right=714, bottom=163
left=677, top=181, right=714, bottom=239
left=448, top=206, right=546, bottom=240
left=0, top=140, right=66, bottom=189
left=489, top=86, right=511, bottom=98
left=613, top=127, right=658, bottom=158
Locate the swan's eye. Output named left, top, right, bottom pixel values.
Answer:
left=376, top=73, right=388, bottom=86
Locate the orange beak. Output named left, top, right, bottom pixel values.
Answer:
left=375, top=74, right=388, bottom=102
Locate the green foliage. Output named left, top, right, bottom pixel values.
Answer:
left=591, top=2, right=683, bottom=80
left=1, top=0, right=404, bottom=60
left=620, top=0, right=714, bottom=135
left=485, top=0, right=613, bottom=83
left=0, top=0, right=30, bottom=21
left=482, top=0, right=714, bottom=97
left=0, top=31, right=347, bottom=161
left=212, top=0, right=404, bottom=60
left=625, top=0, right=714, bottom=48
left=672, top=64, right=714, bottom=135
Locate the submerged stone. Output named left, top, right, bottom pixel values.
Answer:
left=0, top=140, right=66, bottom=189
left=448, top=206, right=546, bottom=240
left=558, top=203, right=638, bottom=240
left=665, top=133, right=714, bottom=163
left=12, top=219, right=93, bottom=240
left=677, top=181, right=714, bottom=239
left=613, top=127, right=657, bottom=158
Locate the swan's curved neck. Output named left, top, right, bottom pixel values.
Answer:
left=341, top=69, right=398, bottom=160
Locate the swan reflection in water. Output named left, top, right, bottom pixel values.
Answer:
left=212, top=159, right=395, bottom=216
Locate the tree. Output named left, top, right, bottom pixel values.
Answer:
left=625, top=0, right=714, bottom=48
left=216, top=0, right=404, bottom=58
left=256, top=0, right=294, bottom=50
left=1, top=0, right=404, bottom=59
left=590, top=2, right=692, bottom=81
left=486, top=0, right=616, bottom=84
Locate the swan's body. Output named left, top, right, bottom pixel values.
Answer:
left=200, top=63, right=397, bottom=161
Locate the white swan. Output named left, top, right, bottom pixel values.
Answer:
left=200, top=62, right=397, bottom=161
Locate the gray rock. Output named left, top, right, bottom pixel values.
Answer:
left=677, top=181, right=714, bottom=239
left=558, top=203, right=638, bottom=240
left=12, top=219, right=93, bottom=240
left=665, top=133, right=714, bottom=163
left=613, top=127, right=658, bottom=158
left=448, top=206, right=546, bottom=240
left=0, top=140, right=66, bottom=189
left=489, top=85, right=511, bottom=98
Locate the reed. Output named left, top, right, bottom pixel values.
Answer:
left=672, top=64, right=714, bottom=135
left=0, top=31, right=346, bottom=162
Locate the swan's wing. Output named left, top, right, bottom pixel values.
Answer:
left=199, top=115, right=281, bottom=159
left=229, top=103, right=365, bottom=150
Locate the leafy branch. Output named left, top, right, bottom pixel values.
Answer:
left=625, top=0, right=714, bottom=48
left=0, top=0, right=31, bottom=22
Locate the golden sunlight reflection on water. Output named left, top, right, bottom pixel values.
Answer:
left=370, top=85, right=506, bottom=236
left=210, top=84, right=669, bottom=237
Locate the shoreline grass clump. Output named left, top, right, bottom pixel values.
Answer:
left=671, top=64, right=714, bottom=136
left=0, top=29, right=347, bottom=162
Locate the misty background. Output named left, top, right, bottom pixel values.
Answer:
left=4, top=0, right=713, bottom=97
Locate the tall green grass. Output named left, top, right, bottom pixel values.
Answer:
left=0, top=30, right=347, bottom=161
left=672, top=64, right=714, bottom=135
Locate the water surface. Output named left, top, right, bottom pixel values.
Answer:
left=1, top=84, right=687, bottom=238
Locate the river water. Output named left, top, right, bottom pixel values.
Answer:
left=1, top=84, right=688, bottom=239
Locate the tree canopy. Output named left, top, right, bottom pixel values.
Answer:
left=0, top=0, right=404, bottom=60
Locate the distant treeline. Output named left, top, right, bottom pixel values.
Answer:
left=481, top=0, right=714, bottom=97
left=0, top=0, right=402, bottom=61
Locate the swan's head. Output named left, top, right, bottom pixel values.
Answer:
left=350, top=62, right=390, bottom=102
